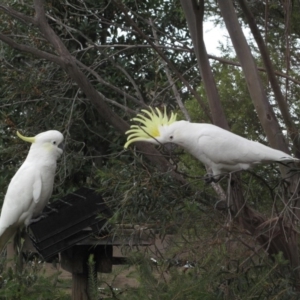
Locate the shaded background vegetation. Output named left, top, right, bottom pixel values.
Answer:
left=1, top=0, right=300, bottom=298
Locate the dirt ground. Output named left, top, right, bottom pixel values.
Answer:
left=43, top=262, right=71, bottom=280
left=42, top=235, right=173, bottom=292
left=43, top=262, right=139, bottom=289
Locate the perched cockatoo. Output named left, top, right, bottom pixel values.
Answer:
left=125, top=107, right=299, bottom=182
left=0, top=130, right=64, bottom=251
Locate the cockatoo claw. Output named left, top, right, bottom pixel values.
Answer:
left=204, top=173, right=224, bottom=184
left=204, top=173, right=215, bottom=184
left=28, top=214, right=47, bottom=225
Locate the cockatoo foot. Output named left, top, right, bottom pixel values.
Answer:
left=45, top=207, right=58, bottom=214
left=28, top=207, right=58, bottom=225
left=204, top=173, right=216, bottom=184
left=28, top=214, right=47, bottom=224
left=204, top=173, right=223, bottom=183
left=204, top=174, right=212, bottom=184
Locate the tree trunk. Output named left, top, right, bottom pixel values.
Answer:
left=180, top=0, right=229, bottom=130
left=217, top=0, right=289, bottom=158
left=217, top=0, right=299, bottom=271
left=237, top=0, right=300, bottom=158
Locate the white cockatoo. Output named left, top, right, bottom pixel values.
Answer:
left=0, top=130, right=64, bottom=251
left=125, top=107, right=299, bottom=182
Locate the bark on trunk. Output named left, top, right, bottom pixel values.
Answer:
left=217, top=0, right=289, bottom=155
left=180, top=0, right=229, bottom=130
left=237, top=0, right=300, bottom=158
left=217, top=0, right=299, bottom=271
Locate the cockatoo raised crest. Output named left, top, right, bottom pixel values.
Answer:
left=125, top=107, right=177, bottom=147
left=125, top=107, right=299, bottom=182
left=0, top=130, right=64, bottom=252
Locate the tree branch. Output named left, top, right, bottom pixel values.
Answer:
left=150, top=18, right=191, bottom=121
left=0, top=4, right=36, bottom=25
left=75, top=60, right=148, bottom=108
left=0, top=32, right=62, bottom=65
left=208, top=54, right=300, bottom=85
left=113, top=0, right=212, bottom=122
left=0, top=0, right=189, bottom=184
left=33, top=0, right=71, bottom=58
left=74, top=42, right=300, bottom=85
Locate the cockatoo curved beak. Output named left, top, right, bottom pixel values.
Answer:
left=58, top=142, right=64, bottom=150
left=16, top=131, right=36, bottom=143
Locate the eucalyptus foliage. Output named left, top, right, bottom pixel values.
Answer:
left=1, top=0, right=300, bottom=298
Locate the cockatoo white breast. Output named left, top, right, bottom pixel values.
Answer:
left=0, top=130, right=64, bottom=251
left=125, top=107, right=299, bottom=182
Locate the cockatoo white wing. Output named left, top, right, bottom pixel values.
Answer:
left=33, top=171, right=42, bottom=203
left=197, top=127, right=292, bottom=164
left=188, top=125, right=296, bottom=176
left=0, top=164, right=43, bottom=251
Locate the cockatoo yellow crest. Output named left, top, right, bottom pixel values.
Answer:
left=0, top=130, right=64, bottom=252
left=16, top=131, right=36, bottom=143
left=125, top=107, right=177, bottom=148
left=125, top=107, right=299, bottom=182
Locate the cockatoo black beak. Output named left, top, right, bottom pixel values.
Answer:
left=58, top=142, right=64, bottom=151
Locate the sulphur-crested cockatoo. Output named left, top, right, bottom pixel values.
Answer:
left=0, top=130, right=64, bottom=251
left=125, top=107, right=299, bottom=182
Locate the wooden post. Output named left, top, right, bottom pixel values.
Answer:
left=6, top=233, right=23, bottom=272
left=96, top=245, right=113, bottom=273
left=72, top=271, right=89, bottom=300
left=61, top=245, right=90, bottom=300
left=61, top=244, right=113, bottom=300
left=6, top=242, right=15, bottom=269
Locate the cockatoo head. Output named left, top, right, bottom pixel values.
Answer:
left=125, top=107, right=178, bottom=148
left=17, top=130, right=64, bottom=159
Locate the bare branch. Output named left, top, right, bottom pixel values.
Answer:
left=81, top=43, right=300, bottom=85
left=113, top=0, right=212, bottom=122
left=99, top=51, right=146, bottom=104
left=208, top=54, right=300, bottom=85
left=0, top=32, right=62, bottom=65
left=33, top=0, right=70, bottom=57
left=75, top=60, right=147, bottom=108
left=102, top=96, right=137, bottom=114
left=150, top=18, right=191, bottom=121
left=0, top=4, right=36, bottom=25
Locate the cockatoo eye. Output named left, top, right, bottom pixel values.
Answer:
left=170, top=136, right=173, bottom=140
left=53, top=141, right=57, bottom=145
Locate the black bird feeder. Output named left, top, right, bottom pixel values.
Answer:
left=26, top=187, right=153, bottom=299
left=28, top=187, right=111, bottom=262
left=27, top=187, right=111, bottom=299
